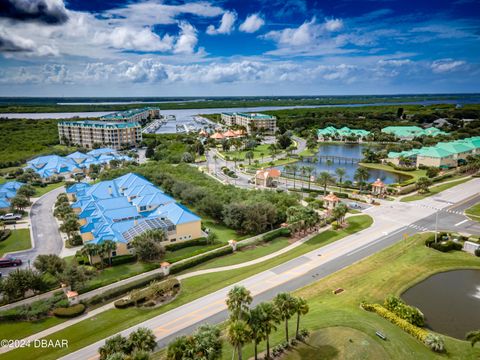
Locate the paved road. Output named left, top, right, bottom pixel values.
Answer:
left=1, top=186, right=65, bottom=275
left=61, top=178, right=480, bottom=360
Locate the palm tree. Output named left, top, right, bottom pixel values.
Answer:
left=317, top=171, right=335, bottom=196
left=226, top=285, right=253, bottom=321
left=248, top=305, right=266, bottom=360
left=305, top=165, right=314, bottom=190
left=226, top=319, right=252, bottom=360
left=80, top=242, right=99, bottom=265
left=102, top=240, right=117, bottom=266
left=273, top=292, right=297, bottom=342
left=245, top=151, right=254, bottom=165
left=424, top=333, right=445, bottom=352
left=335, top=167, right=346, bottom=194
left=257, top=302, right=279, bottom=360
left=332, top=202, right=348, bottom=225
left=466, top=330, right=480, bottom=347
left=290, top=164, right=299, bottom=190
left=128, top=327, right=157, bottom=353
left=98, top=334, right=128, bottom=360
left=294, top=297, right=309, bottom=339
left=260, top=152, right=265, bottom=163
left=354, top=167, right=370, bottom=192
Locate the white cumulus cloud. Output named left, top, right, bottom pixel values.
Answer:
left=324, top=18, right=343, bottom=32
left=239, top=13, right=265, bottom=33
left=174, top=21, right=199, bottom=54
left=431, top=59, right=466, bottom=73
left=206, top=11, right=236, bottom=35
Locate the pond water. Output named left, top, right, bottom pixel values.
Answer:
left=402, top=269, right=480, bottom=339
left=278, top=143, right=409, bottom=184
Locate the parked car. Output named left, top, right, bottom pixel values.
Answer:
left=0, top=213, right=22, bottom=221
left=348, top=202, right=362, bottom=209
left=0, top=257, right=22, bottom=267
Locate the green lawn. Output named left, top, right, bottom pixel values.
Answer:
left=1, top=216, right=373, bottom=360
left=401, top=177, right=471, bottom=202
left=183, top=236, right=291, bottom=271
left=164, top=242, right=225, bottom=263
left=465, top=202, right=480, bottom=222
left=359, top=162, right=422, bottom=184
left=33, top=182, right=65, bottom=197
left=211, top=232, right=480, bottom=360
left=202, top=218, right=249, bottom=243
left=80, top=262, right=159, bottom=292
left=220, top=144, right=276, bottom=161
left=0, top=317, right=66, bottom=343
left=0, top=229, right=32, bottom=257
left=0, top=177, right=6, bottom=184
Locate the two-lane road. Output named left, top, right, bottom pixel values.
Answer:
left=61, top=179, right=480, bottom=360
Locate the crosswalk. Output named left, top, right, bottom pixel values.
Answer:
left=416, top=203, right=464, bottom=215
left=407, top=224, right=430, bottom=231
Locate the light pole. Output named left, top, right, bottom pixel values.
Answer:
left=434, top=209, right=439, bottom=243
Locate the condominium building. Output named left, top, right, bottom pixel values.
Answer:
left=58, top=121, right=142, bottom=149
left=100, top=107, right=160, bottom=123
left=221, top=112, right=277, bottom=134
left=381, top=126, right=448, bottom=140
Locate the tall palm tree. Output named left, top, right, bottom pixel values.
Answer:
left=466, top=330, right=480, bottom=347
left=354, top=167, right=370, bottom=192
left=245, top=151, right=254, bottom=165
left=81, top=243, right=99, bottom=265
left=102, top=240, right=117, bottom=266
left=305, top=165, right=315, bottom=190
left=226, top=319, right=252, bottom=360
left=317, top=171, right=335, bottom=196
left=248, top=305, right=266, bottom=360
left=294, top=297, right=309, bottom=339
left=290, top=164, right=299, bottom=190
left=335, top=167, right=346, bottom=194
left=226, top=285, right=253, bottom=321
left=257, top=302, right=279, bottom=360
left=273, top=293, right=297, bottom=343
left=128, top=327, right=157, bottom=353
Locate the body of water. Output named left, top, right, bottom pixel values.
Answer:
left=1, top=98, right=479, bottom=120
left=278, top=143, right=408, bottom=184
left=402, top=269, right=480, bottom=339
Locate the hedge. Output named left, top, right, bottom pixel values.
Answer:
left=53, top=304, right=86, bottom=318
left=361, top=303, right=428, bottom=342
left=425, top=239, right=463, bottom=252
left=85, top=272, right=164, bottom=305
left=0, top=292, right=67, bottom=321
left=170, top=246, right=233, bottom=274
left=110, top=254, right=137, bottom=266
left=0, top=229, right=12, bottom=242
left=114, top=298, right=134, bottom=309
left=262, top=228, right=291, bottom=242
left=165, top=237, right=209, bottom=251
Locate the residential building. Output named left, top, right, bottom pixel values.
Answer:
left=100, top=107, right=160, bottom=123
left=26, top=148, right=131, bottom=181
left=209, top=129, right=246, bottom=140
left=386, top=136, right=480, bottom=168
left=254, top=168, right=281, bottom=187
left=381, top=126, right=448, bottom=140
left=58, top=121, right=142, bottom=149
left=317, top=126, right=371, bottom=142
left=221, top=112, right=277, bottom=134
left=0, top=181, right=24, bottom=210
left=67, top=173, right=202, bottom=262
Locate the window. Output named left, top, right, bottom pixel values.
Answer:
left=139, top=205, right=147, bottom=211
left=112, top=251, right=117, bottom=257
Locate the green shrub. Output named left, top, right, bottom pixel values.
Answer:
left=110, top=255, right=137, bottom=266
left=383, top=295, right=424, bottom=327
left=0, top=292, right=67, bottom=321
left=430, top=240, right=463, bottom=252
left=53, top=304, right=86, bottom=318
left=170, top=247, right=233, bottom=274
left=0, top=229, right=12, bottom=242
left=114, top=299, right=134, bottom=309
left=85, top=273, right=164, bottom=305
left=165, top=237, right=209, bottom=251
left=261, top=228, right=291, bottom=242
left=475, top=248, right=480, bottom=257
left=361, top=303, right=429, bottom=343
left=424, top=333, right=445, bottom=353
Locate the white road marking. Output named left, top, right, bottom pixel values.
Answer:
left=454, top=219, right=468, bottom=227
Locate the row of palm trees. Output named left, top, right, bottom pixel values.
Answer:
left=225, top=285, right=309, bottom=360
left=78, top=240, right=117, bottom=268
left=283, top=164, right=371, bottom=194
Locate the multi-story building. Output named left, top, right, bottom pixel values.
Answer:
left=58, top=121, right=142, bottom=149
left=100, top=107, right=160, bottom=123
left=220, top=112, right=277, bottom=134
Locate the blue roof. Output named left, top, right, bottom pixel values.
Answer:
left=0, top=198, right=10, bottom=208
left=66, top=182, right=91, bottom=194
left=0, top=181, right=24, bottom=207
left=87, top=148, right=117, bottom=157
left=73, top=173, right=200, bottom=245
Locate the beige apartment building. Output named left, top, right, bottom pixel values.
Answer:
left=221, top=112, right=277, bottom=134
left=58, top=121, right=142, bottom=149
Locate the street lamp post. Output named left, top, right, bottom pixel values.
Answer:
left=434, top=210, right=439, bottom=243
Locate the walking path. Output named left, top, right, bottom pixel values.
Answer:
left=0, top=221, right=342, bottom=353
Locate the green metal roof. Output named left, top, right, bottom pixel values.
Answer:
left=418, top=146, right=454, bottom=158
left=435, top=142, right=473, bottom=154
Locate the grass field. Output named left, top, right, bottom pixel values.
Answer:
left=33, top=182, right=65, bottom=197
left=401, top=177, right=471, bottom=202
left=358, top=162, right=423, bottom=184
left=220, top=144, right=277, bottom=161
left=209, top=232, right=480, bottom=360
left=465, top=202, right=480, bottom=222
left=0, top=229, right=32, bottom=257
left=0, top=216, right=372, bottom=359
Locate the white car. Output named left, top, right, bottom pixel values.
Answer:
left=0, top=213, right=22, bottom=221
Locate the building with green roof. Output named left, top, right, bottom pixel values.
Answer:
left=381, top=126, right=448, bottom=140
left=317, top=126, right=371, bottom=142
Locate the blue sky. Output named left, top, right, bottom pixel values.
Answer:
left=0, top=0, right=478, bottom=96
